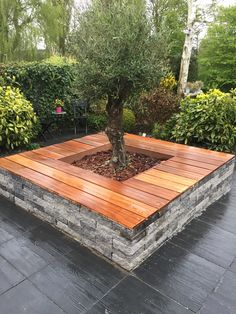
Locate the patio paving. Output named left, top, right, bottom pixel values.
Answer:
left=0, top=170, right=235, bottom=313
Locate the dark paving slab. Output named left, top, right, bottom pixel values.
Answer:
left=229, top=257, right=236, bottom=274
left=0, top=169, right=235, bottom=314
left=0, top=255, right=25, bottom=295
left=0, top=215, right=28, bottom=244
left=0, top=237, right=54, bottom=277
left=26, top=224, right=78, bottom=256
left=196, top=201, right=236, bottom=235
left=170, top=218, right=236, bottom=268
left=65, top=246, right=126, bottom=287
left=87, top=276, right=192, bottom=314
left=0, top=196, right=42, bottom=232
left=0, top=279, right=65, bottom=314
left=30, top=258, right=125, bottom=314
left=0, top=218, right=16, bottom=245
left=134, top=242, right=225, bottom=312
left=199, top=271, right=236, bottom=314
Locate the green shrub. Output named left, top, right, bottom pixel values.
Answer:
left=0, top=58, right=76, bottom=123
left=123, top=108, right=136, bottom=133
left=87, top=113, right=107, bottom=131
left=172, top=89, right=236, bottom=152
left=152, top=116, right=177, bottom=141
left=0, top=86, right=37, bottom=149
left=134, top=86, right=180, bottom=132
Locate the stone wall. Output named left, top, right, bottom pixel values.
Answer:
left=0, top=157, right=235, bottom=271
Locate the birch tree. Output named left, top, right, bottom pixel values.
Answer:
left=178, top=0, right=197, bottom=96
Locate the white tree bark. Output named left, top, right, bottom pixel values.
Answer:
left=178, top=0, right=197, bottom=96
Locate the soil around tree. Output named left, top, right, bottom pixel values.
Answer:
left=72, top=150, right=162, bottom=181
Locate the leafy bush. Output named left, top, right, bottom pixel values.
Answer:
left=152, top=116, right=177, bottom=141
left=0, top=58, right=76, bottom=123
left=171, top=89, right=236, bottom=152
left=135, top=86, right=180, bottom=132
left=87, top=113, right=107, bottom=131
left=0, top=86, right=37, bottom=149
left=123, top=108, right=136, bottom=133
left=160, top=74, right=177, bottom=90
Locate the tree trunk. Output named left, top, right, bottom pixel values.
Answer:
left=178, top=0, right=197, bottom=97
left=105, top=96, right=127, bottom=168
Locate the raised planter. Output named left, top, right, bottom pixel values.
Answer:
left=0, top=133, right=234, bottom=270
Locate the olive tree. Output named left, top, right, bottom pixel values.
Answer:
left=71, top=0, right=168, bottom=167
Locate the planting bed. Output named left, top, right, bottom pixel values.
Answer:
left=72, top=150, right=163, bottom=181
left=0, top=133, right=235, bottom=270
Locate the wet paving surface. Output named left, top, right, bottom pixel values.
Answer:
left=0, top=171, right=235, bottom=313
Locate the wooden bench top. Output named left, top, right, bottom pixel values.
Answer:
left=0, top=133, right=234, bottom=229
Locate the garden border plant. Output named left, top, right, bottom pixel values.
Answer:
left=153, top=89, right=236, bottom=153
left=0, top=85, right=37, bottom=150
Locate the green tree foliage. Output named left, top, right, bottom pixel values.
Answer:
left=38, top=0, right=74, bottom=55
left=0, top=0, right=40, bottom=62
left=0, top=0, right=74, bottom=62
left=199, top=6, right=236, bottom=90
left=70, top=0, right=168, bottom=166
left=151, top=0, right=187, bottom=78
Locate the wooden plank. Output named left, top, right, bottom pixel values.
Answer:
left=74, top=138, right=105, bottom=147
left=54, top=141, right=93, bottom=153
left=75, top=134, right=109, bottom=144
left=154, top=164, right=204, bottom=180
left=125, top=133, right=234, bottom=161
left=125, top=137, right=230, bottom=165
left=123, top=178, right=179, bottom=200
left=170, top=156, right=218, bottom=170
left=22, top=151, right=169, bottom=208
left=145, top=169, right=197, bottom=186
left=32, top=148, right=64, bottom=159
left=160, top=160, right=211, bottom=175
left=41, top=145, right=76, bottom=156
left=7, top=155, right=159, bottom=218
left=135, top=173, right=189, bottom=193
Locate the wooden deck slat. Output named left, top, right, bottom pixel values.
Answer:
left=159, top=160, right=211, bottom=175
left=21, top=151, right=169, bottom=208
left=74, top=134, right=109, bottom=144
left=154, top=164, right=204, bottom=180
left=54, top=141, right=93, bottom=153
left=125, top=134, right=234, bottom=161
left=6, top=155, right=159, bottom=218
left=134, top=173, right=189, bottom=193
left=124, top=136, right=233, bottom=165
left=123, top=178, right=179, bottom=200
left=0, top=158, right=142, bottom=228
left=144, top=169, right=197, bottom=186
left=74, top=138, right=105, bottom=147
left=170, top=156, right=218, bottom=170
left=32, top=148, right=64, bottom=159
left=42, top=145, right=76, bottom=156
left=125, top=140, right=224, bottom=166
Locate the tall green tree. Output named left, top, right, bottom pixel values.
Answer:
left=38, top=0, right=74, bottom=55
left=71, top=0, right=168, bottom=167
left=151, top=0, right=187, bottom=78
left=0, top=0, right=40, bottom=62
left=199, top=5, right=236, bottom=90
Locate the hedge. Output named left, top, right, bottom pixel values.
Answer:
left=0, top=57, right=77, bottom=123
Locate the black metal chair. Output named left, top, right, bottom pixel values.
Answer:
left=72, top=100, right=88, bottom=135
